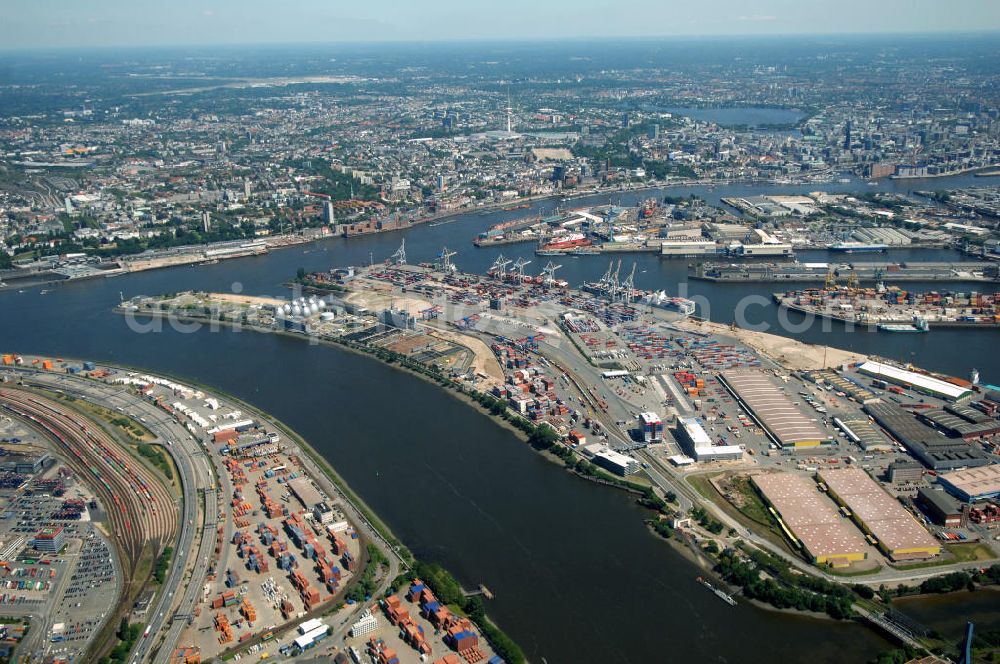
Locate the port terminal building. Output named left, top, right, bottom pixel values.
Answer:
left=718, top=371, right=829, bottom=448
left=858, top=361, right=973, bottom=402
left=673, top=418, right=743, bottom=462
left=751, top=473, right=867, bottom=567
left=818, top=468, right=940, bottom=561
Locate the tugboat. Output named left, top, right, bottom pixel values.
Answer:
left=697, top=576, right=737, bottom=606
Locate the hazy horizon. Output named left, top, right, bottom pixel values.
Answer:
left=3, top=0, right=1000, bottom=50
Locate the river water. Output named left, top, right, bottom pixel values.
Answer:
left=1, top=174, right=995, bottom=663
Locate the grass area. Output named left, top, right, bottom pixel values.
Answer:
left=944, top=542, right=996, bottom=563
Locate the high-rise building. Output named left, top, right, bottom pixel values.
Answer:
left=844, top=120, right=852, bottom=150
left=202, top=212, right=211, bottom=233
left=322, top=201, right=336, bottom=224
left=639, top=412, right=663, bottom=442
left=622, top=112, right=630, bottom=128
left=648, top=123, right=660, bottom=140
left=64, top=197, right=73, bottom=215
left=243, top=179, right=252, bottom=199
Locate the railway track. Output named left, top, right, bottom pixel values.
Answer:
left=0, top=388, right=177, bottom=571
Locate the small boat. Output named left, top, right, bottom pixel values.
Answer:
left=40, top=289, right=49, bottom=295
left=697, top=576, right=737, bottom=606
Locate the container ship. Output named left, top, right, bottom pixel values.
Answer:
left=644, top=290, right=697, bottom=316
left=877, top=316, right=930, bottom=333
left=535, top=233, right=592, bottom=255
left=828, top=242, right=889, bottom=253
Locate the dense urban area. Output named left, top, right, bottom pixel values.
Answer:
left=1, top=33, right=1000, bottom=664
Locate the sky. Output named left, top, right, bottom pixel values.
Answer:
left=3, top=0, right=1000, bottom=49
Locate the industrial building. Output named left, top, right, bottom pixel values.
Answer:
left=832, top=417, right=894, bottom=451
left=719, top=371, right=829, bottom=448
left=938, top=465, right=1000, bottom=503
left=818, top=468, right=940, bottom=561
left=918, top=405, right=1000, bottom=440
left=858, top=361, right=973, bottom=402
left=673, top=417, right=743, bottom=462
left=660, top=240, right=718, bottom=256
left=0, top=451, right=50, bottom=474
left=287, top=476, right=324, bottom=509
left=916, top=487, right=963, bottom=527
left=638, top=412, right=663, bottom=443
left=864, top=402, right=988, bottom=470
left=887, top=459, right=924, bottom=484
left=751, top=473, right=867, bottom=566
left=582, top=444, right=639, bottom=476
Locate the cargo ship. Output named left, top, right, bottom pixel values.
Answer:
left=828, top=242, right=889, bottom=253
left=535, top=233, right=592, bottom=255
left=644, top=290, right=697, bottom=316
left=877, top=316, right=930, bottom=333
left=697, top=576, right=737, bottom=606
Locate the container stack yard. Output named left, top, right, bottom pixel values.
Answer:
left=774, top=286, right=1000, bottom=331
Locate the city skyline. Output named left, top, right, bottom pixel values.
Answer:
left=2, top=0, right=1000, bottom=50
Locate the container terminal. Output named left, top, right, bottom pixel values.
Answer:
left=691, top=260, right=1000, bottom=283
left=0, top=355, right=505, bottom=664
left=773, top=286, right=1000, bottom=331
left=117, top=239, right=1000, bottom=586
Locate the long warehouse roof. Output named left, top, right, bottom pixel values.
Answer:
left=752, top=473, right=867, bottom=560
left=819, top=468, right=939, bottom=556
left=721, top=371, right=828, bottom=446
left=858, top=361, right=971, bottom=400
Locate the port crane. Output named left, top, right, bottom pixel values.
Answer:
left=512, top=257, right=531, bottom=281
left=489, top=254, right=512, bottom=278
left=389, top=239, right=407, bottom=265
left=620, top=262, right=637, bottom=306
left=541, top=261, right=562, bottom=286
left=437, top=247, right=458, bottom=273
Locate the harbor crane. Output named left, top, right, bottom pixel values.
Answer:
left=489, top=254, right=512, bottom=278
left=389, top=238, right=407, bottom=265
left=512, top=257, right=531, bottom=281
left=621, top=262, right=637, bottom=306
left=541, top=261, right=562, bottom=286
left=437, top=246, right=458, bottom=273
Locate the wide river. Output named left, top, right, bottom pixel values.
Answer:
left=2, top=174, right=996, bottom=663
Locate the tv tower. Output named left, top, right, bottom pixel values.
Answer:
left=506, top=88, right=513, bottom=134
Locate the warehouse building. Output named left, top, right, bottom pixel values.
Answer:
left=832, top=417, right=894, bottom=451
left=673, top=417, right=743, bottom=462
left=287, top=476, right=324, bottom=509
left=858, top=361, right=973, bottom=401
left=582, top=444, right=640, bottom=476
left=916, top=487, right=963, bottom=527
left=864, top=402, right=988, bottom=470
left=719, top=371, right=829, bottom=448
left=937, top=465, right=1000, bottom=503
left=751, top=472, right=867, bottom=567
left=918, top=406, right=1000, bottom=440
left=818, top=468, right=940, bottom=561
